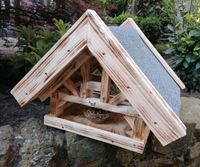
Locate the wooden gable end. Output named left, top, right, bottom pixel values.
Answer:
left=11, top=9, right=186, bottom=147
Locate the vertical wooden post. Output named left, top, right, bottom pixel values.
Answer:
left=133, top=118, right=144, bottom=138
left=100, top=70, right=111, bottom=103
left=80, top=61, right=90, bottom=98
left=50, top=91, right=64, bottom=116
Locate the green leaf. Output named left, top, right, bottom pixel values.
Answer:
left=196, top=63, right=200, bottom=69
left=185, top=55, right=191, bottom=63
left=183, top=61, right=189, bottom=68
left=189, top=30, right=200, bottom=37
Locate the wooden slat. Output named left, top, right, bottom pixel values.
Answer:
left=109, top=92, right=126, bottom=105
left=59, top=92, right=139, bottom=117
left=86, top=10, right=186, bottom=145
left=44, top=114, right=145, bottom=153
left=86, top=81, right=101, bottom=92
left=100, top=70, right=111, bottom=102
left=133, top=118, right=145, bottom=138
left=80, top=60, right=90, bottom=98
left=50, top=91, right=64, bottom=116
left=63, top=79, right=79, bottom=96
left=124, top=115, right=135, bottom=129
left=121, top=18, right=185, bottom=89
left=39, top=52, right=90, bottom=101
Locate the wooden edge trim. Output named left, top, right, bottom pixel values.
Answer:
left=120, top=18, right=185, bottom=89
left=44, top=114, right=145, bottom=153
left=59, top=91, right=139, bottom=117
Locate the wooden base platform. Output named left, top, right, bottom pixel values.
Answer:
left=44, top=105, right=150, bottom=153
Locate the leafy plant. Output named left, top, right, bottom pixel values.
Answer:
left=7, top=18, right=71, bottom=81
left=165, top=6, right=200, bottom=91
left=111, top=13, right=161, bottom=43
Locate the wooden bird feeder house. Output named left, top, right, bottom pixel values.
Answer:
left=11, top=10, right=186, bottom=154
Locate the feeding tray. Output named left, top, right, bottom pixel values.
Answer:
left=11, top=10, right=186, bottom=154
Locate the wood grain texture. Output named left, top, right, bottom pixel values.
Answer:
left=11, top=9, right=186, bottom=146
left=80, top=60, right=90, bottom=98
left=44, top=114, right=146, bottom=153
left=63, top=79, right=79, bottom=97
left=100, top=70, right=111, bottom=103
left=109, top=92, right=126, bottom=105
left=86, top=10, right=186, bottom=145
left=39, top=51, right=90, bottom=101
left=121, top=18, right=185, bottom=89
left=50, top=91, right=64, bottom=116
left=59, top=91, right=139, bottom=117
left=11, top=13, right=90, bottom=106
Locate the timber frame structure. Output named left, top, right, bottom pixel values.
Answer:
left=11, top=10, right=186, bottom=154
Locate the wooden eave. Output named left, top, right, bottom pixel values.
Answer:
left=11, top=9, right=186, bottom=146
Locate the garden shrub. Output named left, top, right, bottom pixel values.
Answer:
left=111, top=13, right=161, bottom=43
left=165, top=6, right=200, bottom=91
left=0, top=19, right=70, bottom=83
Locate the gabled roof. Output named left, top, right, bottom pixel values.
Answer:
left=11, top=9, right=186, bottom=146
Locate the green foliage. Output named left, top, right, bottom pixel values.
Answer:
left=165, top=6, right=200, bottom=91
left=111, top=12, right=139, bottom=25
left=9, top=19, right=71, bottom=81
left=139, top=16, right=161, bottom=43
left=111, top=13, right=161, bottom=43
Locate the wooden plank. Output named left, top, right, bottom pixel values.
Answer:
left=109, top=92, right=126, bottom=105
left=11, top=12, right=90, bottom=106
left=86, top=81, right=101, bottom=92
left=59, top=92, right=139, bottom=117
left=133, top=118, right=145, bottom=138
left=121, top=18, right=185, bottom=89
left=124, top=115, right=135, bottom=130
left=100, top=70, right=111, bottom=103
left=50, top=91, right=64, bottom=116
left=63, top=79, right=79, bottom=96
left=80, top=60, right=90, bottom=98
left=44, top=114, right=145, bottom=153
left=86, top=10, right=186, bottom=145
left=39, top=52, right=90, bottom=101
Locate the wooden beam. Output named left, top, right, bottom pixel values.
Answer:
left=38, top=52, right=90, bottom=101
left=58, top=92, right=139, bottom=117
left=80, top=60, right=90, bottom=98
left=100, top=70, right=111, bottom=103
left=86, top=81, right=101, bottom=92
left=121, top=18, right=185, bottom=89
left=133, top=118, right=145, bottom=138
left=86, top=10, right=186, bottom=146
left=109, top=92, right=126, bottom=105
left=50, top=91, right=64, bottom=116
left=63, top=79, right=79, bottom=96
left=44, top=114, right=146, bottom=153
left=11, top=13, right=90, bottom=106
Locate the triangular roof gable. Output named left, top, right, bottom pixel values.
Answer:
left=11, top=10, right=186, bottom=146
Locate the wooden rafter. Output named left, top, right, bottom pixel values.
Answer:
left=39, top=51, right=90, bottom=101
left=109, top=92, right=126, bottom=105
left=63, top=79, right=79, bottom=97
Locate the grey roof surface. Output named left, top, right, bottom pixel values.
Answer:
left=109, top=26, right=180, bottom=116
